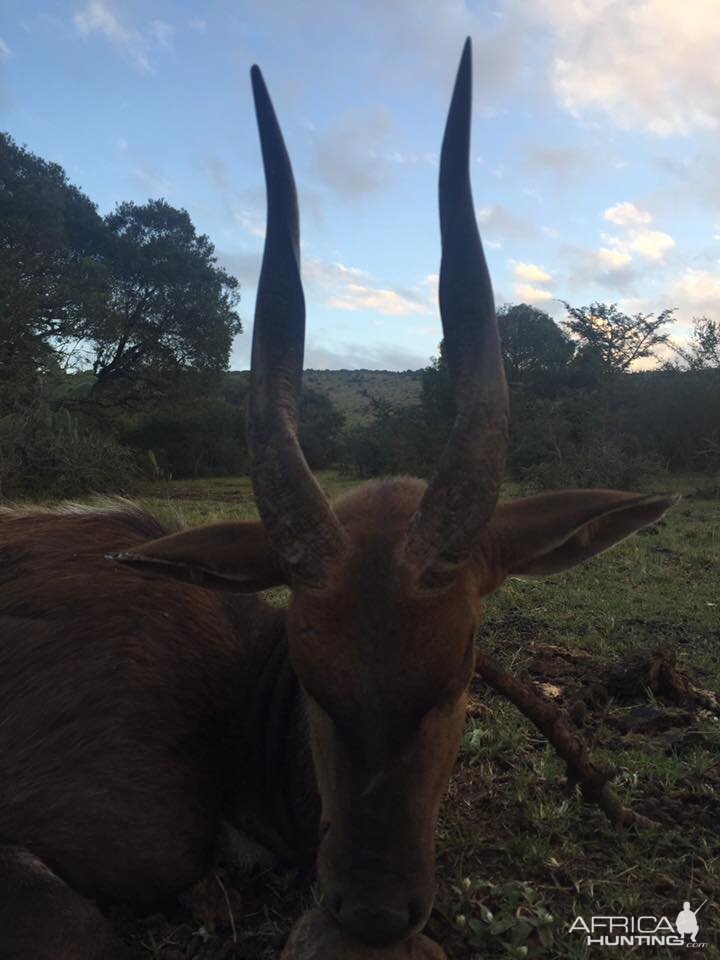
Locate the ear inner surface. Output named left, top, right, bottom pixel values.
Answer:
left=487, top=491, right=679, bottom=576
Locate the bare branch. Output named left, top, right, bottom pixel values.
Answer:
left=475, top=650, right=659, bottom=829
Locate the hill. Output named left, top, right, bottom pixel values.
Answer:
left=226, top=369, right=423, bottom=424
left=302, top=369, right=422, bottom=423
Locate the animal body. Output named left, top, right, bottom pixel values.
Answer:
left=0, top=39, right=676, bottom=958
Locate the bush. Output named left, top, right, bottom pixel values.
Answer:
left=299, top=388, right=345, bottom=469
left=0, top=407, right=137, bottom=500
left=521, top=437, right=661, bottom=490
left=339, top=399, right=432, bottom=479
left=120, top=398, right=247, bottom=479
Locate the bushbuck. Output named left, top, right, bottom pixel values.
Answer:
left=0, top=39, right=676, bottom=958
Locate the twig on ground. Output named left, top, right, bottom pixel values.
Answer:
left=214, top=872, right=237, bottom=944
left=475, top=650, right=659, bottom=829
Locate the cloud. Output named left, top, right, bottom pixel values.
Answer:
left=565, top=243, right=638, bottom=293
left=564, top=207, right=674, bottom=294
left=303, top=341, right=429, bottom=371
left=525, top=145, right=587, bottom=175
left=597, top=247, right=632, bottom=270
left=217, top=249, right=262, bottom=288
left=230, top=327, right=430, bottom=371
left=476, top=204, right=537, bottom=242
left=601, top=203, right=675, bottom=264
left=512, top=260, right=552, bottom=284
left=390, top=150, right=438, bottom=168
left=672, top=268, right=720, bottom=310
left=514, top=283, right=554, bottom=303
left=149, top=19, right=173, bottom=49
left=257, top=0, right=527, bottom=110
left=327, top=284, right=429, bottom=316
left=0, top=37, right=12, bottom=58
left=200, top=156, right=268, bottom=237
left=602, top=227, right=675, bottom=265
left=654, top=151, right=720, bottom=212
left=74, top=1, right=151, bottom=72
left=604, top=202, right=652, bottom=227
left=130, top=165, right=171, bottom=196
left=304, top=259, right=371, bottom=286
left=509, top=260, right=553, bottom=302
left=234, top=211, right=265, bottom=238
left=563, top=199, right=673, bottom=293
left=627, top=229, right=675, bottom=262
left=527, top=0, right=720, bottom=135
left=188, top=18, right=207, bottom=34
left=312, top=106, right=395, bottom=200
left=303, top=258, right=435, bottom=316
left=227, top=260, right=438, bottom=371
left=201, top=154, right=324, bottom=237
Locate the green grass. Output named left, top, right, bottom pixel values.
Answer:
left=136, top=469, right=358, bottom=525
left=431, top=473, right=719, bottom=959
left=136, top=469, right=719, bottom=957
left=22, top=470, right=720, bottom=958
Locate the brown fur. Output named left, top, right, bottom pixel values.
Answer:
left=0, top=847, right=123, bottom=960
left=0, top=479, right=676, bottom=953
left=0, top=504, right=278, bottom=903
left=0, top=39, right=680, bottom=956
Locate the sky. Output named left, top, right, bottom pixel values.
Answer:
left=2, top=0, right=720, bottom=371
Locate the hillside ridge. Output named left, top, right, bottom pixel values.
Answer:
left=226, top=369, right=423, bottom=424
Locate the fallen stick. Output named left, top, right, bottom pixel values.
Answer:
left=474, top=650, right=659, bottom=829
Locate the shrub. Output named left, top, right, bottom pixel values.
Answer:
left=0, top=407, right=137, bottom=500
left=521, top=437, right=661, bottom=491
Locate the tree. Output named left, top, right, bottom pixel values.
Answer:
left=681, top=317, right=720, bottom=370
left=498, top=303, right=574, bottom=383
left=86, top=200, right=242, bottom=403
left=561, top=301, right=674, bottom=374
left=121, top=384, right=247, bottom=479
left=421, top=306, right=573, bottom=423
left=299, top=388, right=345, bottom=469
left=0, top=133, right=106, bottom=411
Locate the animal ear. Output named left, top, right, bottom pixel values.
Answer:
left=486, top=490, right=679, bottom=576
left=107, top=521, right=288, bottom=592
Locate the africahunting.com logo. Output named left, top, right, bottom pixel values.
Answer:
left=569, top=900, right=708, bottom=948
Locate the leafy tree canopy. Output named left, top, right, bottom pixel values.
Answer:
left=86, top=199, right=242, bottom=403
left=679, top=317, right=720, bottom=370
left=561, top=301, right=674, bottom=374
left=498, top=303, right=574, bottom=382
left=0, top=133, right=106, bottom=409
left=299, top=387, right=346, bottom=469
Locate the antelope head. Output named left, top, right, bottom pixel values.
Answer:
left=114, top=39, right=677, bottom=947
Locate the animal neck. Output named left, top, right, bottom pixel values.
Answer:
left=226, top=613, right=319, bottom=864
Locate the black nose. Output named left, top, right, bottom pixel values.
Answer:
left=336, top=904, right=411, bottom=946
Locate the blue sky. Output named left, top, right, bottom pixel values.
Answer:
left=2, top=0, right=719, bottom=370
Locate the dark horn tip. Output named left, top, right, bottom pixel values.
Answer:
left=250, top=64, right=270, bottom=111
left=458, top=36, right=472, bottom=83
